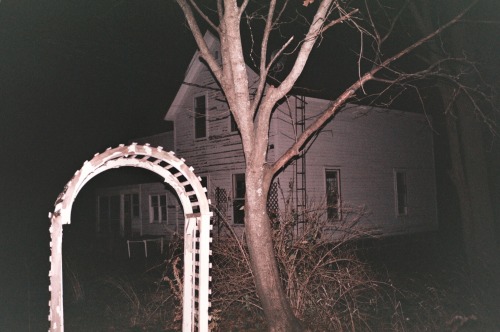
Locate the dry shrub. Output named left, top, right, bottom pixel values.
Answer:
left=385, top=259, right=489, bottom=332
left=104, top=275, right=174, bottom=329
left=272, top=202, right=383, bottom=331
left=63, top=257, right=85, bottom=304
left=163, top=252, right=184, bottom=330
left=162, top=185, right=400, bottom=331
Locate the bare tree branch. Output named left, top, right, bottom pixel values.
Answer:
left=254, top=0, right=337, bottom=159
left=187, top=0, right=220, bottom=33
left=236, top=0, right=250, bottom=18
left=176, top=0, right=223, bottom=83
left=250, top=0, right=278, bottom=117
left=270, top=0, right=476, bottom=175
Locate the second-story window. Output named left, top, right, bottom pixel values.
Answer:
left=194, top=95, right=207, bottom=139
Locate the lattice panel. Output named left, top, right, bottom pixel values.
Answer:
left=267, top=182, right=279, bottom=218
left=213, top=187, right=228, bottom=233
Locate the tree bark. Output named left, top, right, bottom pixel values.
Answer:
left=440, top=84, right=499, bottom=298
left=411, top=0, right=499, bottom=301
left=175, top=0, right=495, bottom=329
left=244, top=167, right=303, bottom=331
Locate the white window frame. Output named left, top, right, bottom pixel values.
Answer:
left=149, top=193, right=168, bottom=223
left=123, top=192, right=140, bottom=219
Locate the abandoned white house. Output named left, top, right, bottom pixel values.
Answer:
left=96, top=32, right=438, bottom=240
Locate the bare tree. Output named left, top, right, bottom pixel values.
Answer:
left=175, top=0, right=475, bottom=330
left=408, top=0, right=499, bottom=303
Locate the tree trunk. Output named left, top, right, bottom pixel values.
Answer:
left=412, top=0, right=499, bottom=301
left=440, top=85, right=499, bottom=298
left=244, top=167, right=303, bottom=331
left=435, top=17, right=500, bottom=300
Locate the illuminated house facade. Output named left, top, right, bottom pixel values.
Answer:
left=96, top=32, right=438, bottom=239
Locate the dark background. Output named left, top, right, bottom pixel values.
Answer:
left=0, top=0, right=498, bottom=330
left=0, top=1, right=195, bottom=329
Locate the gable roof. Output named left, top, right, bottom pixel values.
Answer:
left=164, top=31, right=418, bottom=123
left=165, top=31, right=219, bottom=121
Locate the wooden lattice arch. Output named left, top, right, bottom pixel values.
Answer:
left=48, top=143, right=212, bottom=331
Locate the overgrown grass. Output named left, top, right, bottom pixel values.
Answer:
left=60, top=216, right=498, bottom=331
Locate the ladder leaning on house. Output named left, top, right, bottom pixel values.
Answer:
left=294, top=95, right=307, bottom=226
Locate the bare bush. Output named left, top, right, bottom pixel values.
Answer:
left=104, top=276, right=173, bottom=329
left=165, top=186, right=401, bottom=331
left=270, top=193, right=395, bottom=331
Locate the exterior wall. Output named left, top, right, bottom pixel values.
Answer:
left=139, top=183, right=183, bottom=237
left=170, top=89, right=438, bottom=236
left=273, top=98, right=438, bottom=236
left=166, top=35, right=260, bottom=230
left=96, top=182, right=183, bottom=239
left=158, top=32, right=438, bottom=238
left=96, top=184, right=141, bottom=237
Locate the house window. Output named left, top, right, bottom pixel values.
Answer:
left=194, top=95, right=207, bottom=139
left=98, top=195, right=120, bottom=234
left=233, top=173, right=245, bottom=224
left=150, top=194, right=168, bottom=223
left=109, top=195, right=120, bottom=221
left=325, top=169, right=341, bottom=220
left=98, top=196, right=110, bottom=233
left=395, top=170, right=408, bottom=216
left=124, top=193, right=140, bottom=218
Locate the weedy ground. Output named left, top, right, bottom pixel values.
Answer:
left=25, top=232, right=498, bottom=331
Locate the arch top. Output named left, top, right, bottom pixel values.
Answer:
left=50, top=143, right=211, bottom=225
left=48, top=144, right=213, bottom=331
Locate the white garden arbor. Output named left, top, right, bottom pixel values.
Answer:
left=48, top=143, right=212, bottom=331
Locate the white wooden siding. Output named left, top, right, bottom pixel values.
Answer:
left=96, top=182, right=184, bottom=238
left=272, top=98, right=437, bottom=235
left=158, top=32, right=438, bottom=238
left=170, top=91, right=437, bottom=236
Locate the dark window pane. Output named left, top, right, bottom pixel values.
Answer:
left=234, top=173, right=245, bottom=199
left=110, top=196, right=120, bottom=219
left=396, top=171, right=407, bottom=215
left=161, top=205, right=167, bottom=222
left=153, top=207, right=159, bottom=221
left=326, top=170, right=340, bottom=220
left=132, top=194, right=139, bottom=217
left=233, top=173, right=246, bottom=224
left=195, top=95, right=207, bottom=138
left=233, top=201, right=245, bottom=224
left=124, top=194, right=131, bottom=211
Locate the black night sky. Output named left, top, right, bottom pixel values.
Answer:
left=1, top=3, right=194, bottom=216
left=0, top=1, right=197, bottom=328
left=0, top=0, right=499, bottom=330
